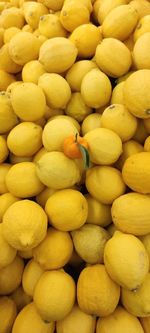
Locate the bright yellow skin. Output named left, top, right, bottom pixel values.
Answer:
left=7, top=121, right=43, bottom=157
left=56, top=304, right=96, bottom=333
left=38, top=73, right=71, bottom=109
left=0, top=192, right=19, bottom=222
left=10, top=82, right=46, bottom=121
left=100, top=104, right=138, bottom=142
left=98, top=0, right=127, bottom=23
left=104, top=231, right=149, bottom=290
left=133, top=14, right=150, bottom=41
left=95, top=38, right=132, bottom=78
left=0, top=163, right=11, bottom=194
left=5, top=162, right=45, bottom=198
left=0, top=7, right=25, bottom=29
left=23, top=2, right=48, bottom=29
left=39, top=37, right=78, bottom=73
left=22, top=60, right=46, bottom=84
left=36, top=186, right=56, bottom=208
left=140, top=232, right=150, bottom=266
left=38, top=13, right=67, bottom=39
left=86, top=165, right=126, bottom=204
left=96, top=306, right=144, bottom=333
left=0, top=224, right=16, bottom=268
left=71, top=223, right=110, bottom=264
left=0, top=256, right=24, bottom=295
left=45, top=189, right=88, bottom=231
left=33, top=227, right=73, bottom=270
left=2, top=199, right=48, bottom=251
left=110, top=81, right=125, bottom=104
left=60, top=0, right=90, bottom=33
left=12, top=302, right=55, bottom=333
left=122, top=152, right=150, bottom=193
left=121, top=272, right=150, bottom=317
left=0, top=135, right=9, bottom=163
left=77, top=264, right=120, bottom=317
left=0, top=297, right=17, bottom=333
left=85, top=193, right=112, bottom=227
left=33, top=270, right=76, bottom=322
left=116, top=139, right=143, bottom=170
left=65, top=60, right=97, bottom=92
left=36, top=151, right=81, bottom=189
left=9, top=31, right=39, bottom=65
left=112, top=192, right=150, bottom=235
left=133, top=32, right=150, bottom=70
left=0, top=43, right=22, bottom=74
left=81, top=68, right=112, bottom=108
left=65, top=92, right=92, bottom=122
left=22, top=259, right=44, bottom=297
left=102, top=4, right=139, bottom=41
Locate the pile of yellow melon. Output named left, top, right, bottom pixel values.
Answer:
left=1, top=0, right=150, bottom=332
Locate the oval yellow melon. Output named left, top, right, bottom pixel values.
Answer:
left=102, top=4, right=139, bottom=41
left=98, top=0, right=128, bottom=24
left=122, top=152, right=150, bottom=193
left=60, top=0, right=90, bottom=33
left=112, top=192, right=150, bottom=235
left=133, top=32, right=150, bottom=69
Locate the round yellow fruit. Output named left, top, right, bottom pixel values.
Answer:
left=0, top=135, right=9, bottom=163
left=133, top=32, right=150, bottom=69
left=86, top=165, right=126, bottom=204
left=98, top=0, right=127, bottom=24
left=38, top=0, right=64, bottom=11
left=22, top=259, right=44, bottom=297
left=10, top=82, right=46, bottom=121
left=7, top=121, right=43, bottom=157
left=0, top=296, right=17, bottom=333
left=38, top=73, right=71, bottom=109
left=0, top=7, right=25, bottom=29
left=133, top=119, right=148, bottom=144
left=36, top=151, right=81, bottom=189
left=0, top=92, right=18, bottom=134
left=3, top=27, right=21, bottom=43
left=22, top=60, right=46, bottom=84
left=33, top=270, right=76, bottom=321
left=65, top=92, right=92, bottom=122
left=39, top=37, right=78, bottom=73
left=38, top=14, right=67, bottom=38
left=36, top=187, right=56, bottom=208
left=0, top=70, right=16, bottom=91
left=77, top=264, right=120, bottom=317
left=85, top=194, right=112, bottom=227
left=123, top=69, right=150, bottom=118
left=133, top=15, right=150, bottom=42
left=102, top=4, right=139, bottom=41
left=71, top=224, right=110, bottom=264
left=0, top=256, right=24, bottom=295
left=0, top=192, right=19, bottom=223
left=69, top=23, right=102, bottom=58
left=10, top=286, right=32, bottom=312
left=23, top=1, right=48, bottom=29
left=110, top=81, right=125, bottom=104
left=56, top=304, right=96, bottom=333
left=122, top=152, right=150, bottom=193
left=95, top=38, right=132, bottom=78
left=0, top=224, right=16, bottom=269
left=84, top=127, right=122, bottom=165
left=116, top=139, right=144, bottom=170
left=101, top=104, right=138, bottom=142
left=104, top=231, right=149, bottom=290
left=45, top=189, right=88, bottom=231
left=0, top=43, right=22, bottom=74
left=12, top=302, right=55, bottom=333
left=42, top=117, right=78, bottom=151
left=2, top=199, right=48, bottom=251
left=96, top=305, right=144, bottom=333
left=81, top=113, right=101, bottom=135
left=121, top=272, right=150, bottom=317
left=49, top=115, right=80, bottom=132
left=81, top=68, right=112, bottom=108
left=9, top=31, right=39, bottom=65
left=60, top=0, right=90, bottom=32
left=65, top=59, right=97, bottom=92
left=0, top=163, right=11, bottom=194
left=33, top=227, right=73, bottom=269
left=129, top=0, right=150, bottom=19
left=5, top=162, right=45, bottom=198
left=111, top=192, right=150, bottom=235
left=140, top=233, right=150, bottom=265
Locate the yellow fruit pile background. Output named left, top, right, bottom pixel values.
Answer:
left=1, top=0, right=150, bottom=332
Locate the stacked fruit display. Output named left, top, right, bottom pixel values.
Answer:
left=1, top=0, right=150, bottom=332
